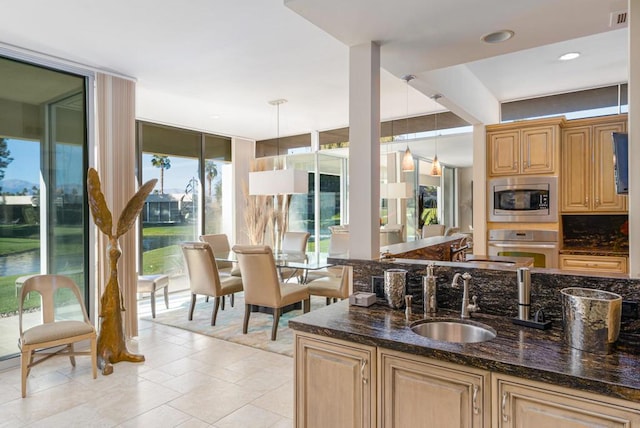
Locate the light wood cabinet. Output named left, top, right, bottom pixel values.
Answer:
left=561, top=116, right=627, bottom=213
left=487, top=118, right=562, bottom=177
left=294, top=332, right=640, bottom=428
left=379, top=349, right=490, bottom=428
left=493, top=374, right=640, bottom=427
left=559, top=254, right=628, bottom=274
left=294, top=332, right=376, bottom=428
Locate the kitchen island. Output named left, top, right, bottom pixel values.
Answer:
left=290, top=300, right=640, bottom=427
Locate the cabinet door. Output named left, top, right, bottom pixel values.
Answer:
left=379, top=350, right=489, bottom=428
left=593, top=121, right=627, bottom=212
left=488, top=130, right=519, bottom=176
left=494, top=375, right=640, bottom=428
left=295, top=333, right=376, bottom=428
left=521, top=125, right=555, bottom=174
left=561, top=127, right=591, bottom=212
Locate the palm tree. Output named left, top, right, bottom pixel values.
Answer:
left=150, top=155, right=171, bottom=194
left=0, top=138, right=13, bottom=192
left=205, top=161, right=218, bottom=197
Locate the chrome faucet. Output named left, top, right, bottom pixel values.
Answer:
left=452, top=272, right=479, bottom=319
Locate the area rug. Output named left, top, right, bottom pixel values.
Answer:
left=141, top=292, right=327, bottom=357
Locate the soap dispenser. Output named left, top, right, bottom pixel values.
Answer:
left=423, top=263, right=438, bottom=316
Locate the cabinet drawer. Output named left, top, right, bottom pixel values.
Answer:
left=559, top=255, right=627, bottom=273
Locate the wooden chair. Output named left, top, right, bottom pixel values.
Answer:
left=232, top=245, right=310, bottom=340
left=181, top=242, right=243, bottom=326
left=18, top=274, right=97, bottom=398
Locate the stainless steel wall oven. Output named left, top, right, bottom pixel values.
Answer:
left=488, top=229, right=559, bottom=268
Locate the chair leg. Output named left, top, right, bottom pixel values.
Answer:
left=271, top=308, right=282, bottom=341
left=151, top=289, right=157, bottom=318
left=68, top=343, right=76, bottom=367
left=221, top=295, right=225, bottom=311
left=326, top=297, right=331, bottom=306
left=206, top=296, right=209, bottom=302
left=188, top=293, right=197, bottom=320
left=21, top=349, right=30, bottom=398
left=243, top=304, right=251, bottom=334
left=163, top=285, right=169, bottom=309
left=303, top=298, right=310, bottom=313
left=230, top=293, right=235, bottom=307
left=212, top=297, right=221, bottom=326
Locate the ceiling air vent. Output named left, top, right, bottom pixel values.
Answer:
left=610, top=10, right=628, bottom=28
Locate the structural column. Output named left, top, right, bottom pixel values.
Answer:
left=349, top=42, right=381, bottom=259
left=628, top=0, right=639, bottom=277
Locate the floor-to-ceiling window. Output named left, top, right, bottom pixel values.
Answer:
left=0, top=56, right=88, bottom=360
left=137, top=122, right=232, bottom=286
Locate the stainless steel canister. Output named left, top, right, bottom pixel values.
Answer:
left=384, top=269, right=408, bottom=309
left=561, top=287, right=622, bottom=354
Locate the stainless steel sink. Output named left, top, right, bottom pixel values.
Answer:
left=410, top=319, right=497, bottom=343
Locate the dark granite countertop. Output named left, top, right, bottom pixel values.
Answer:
left=560, top=247, right=630, bottom=257
left=380, top=235, right=461, bottom=254
left=289, top=300, right=640, bottom=403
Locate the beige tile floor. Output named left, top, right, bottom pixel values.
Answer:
left=0, top=301, right=295, bottom=427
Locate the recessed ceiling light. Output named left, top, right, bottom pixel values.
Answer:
left=559, top=52, right=580, bottom=61
left=481, top=30, right=514, bottom=44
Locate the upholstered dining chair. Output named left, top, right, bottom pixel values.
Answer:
left=421, top=224, right=446, bottom=238
left=199, top=233, right=241, bottom=277
left=232, top=245, right=310, bottom=341
left=304, top=232, right=350, bottom=283
left=279, top=231, right=311, bottom=282
left=18, top=274, right=97, bottom=398
left=181, top=242, right=243, bottom=326
left=199, top=233, right=240, bottom=306
left=307, top=265, right=353, bottom=305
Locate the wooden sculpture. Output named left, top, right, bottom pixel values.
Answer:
left=87, top=167, right=157, bottom=375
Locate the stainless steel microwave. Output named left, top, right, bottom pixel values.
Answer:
left=489, top=176, right=558, bottom=222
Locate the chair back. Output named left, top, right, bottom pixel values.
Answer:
left=338, top=265, right=353, bottom=298
left=232, top=245, right=282, bottom=307
left=181, top=242, right=222, bottom=296
left=281, top=232, right=310, bottom=254
left=422, top=224, right=445, bottom=238
left=19, top=274, right=90, bottom=334
left=199, top=233, right=232, bottom=269
left=328, top=233, right=350, bottom=257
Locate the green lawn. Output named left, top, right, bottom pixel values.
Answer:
left=0, top=225, right=329, bottom=315
left=0, top=238, right=40, bottom=257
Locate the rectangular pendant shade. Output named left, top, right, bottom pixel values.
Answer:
left=249, top=169, right=309, bottom=195
left=380, top=182, right=412, bottom=199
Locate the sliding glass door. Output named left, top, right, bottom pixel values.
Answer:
left=0, top=56, right=87, bottom=360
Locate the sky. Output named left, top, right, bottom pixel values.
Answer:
left=1, top=139, right=210, bottom=193
left=2, top=139, right=40, bottom=184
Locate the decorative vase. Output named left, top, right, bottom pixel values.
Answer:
left=384, top=269, right=408, bottom=309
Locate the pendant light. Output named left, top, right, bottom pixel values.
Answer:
left=400, top=74, right=415, bottom=172
left=249, top=99, right=308, bottom=195
left=430, top=94, right=442, bottom=177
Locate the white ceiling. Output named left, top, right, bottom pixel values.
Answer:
left=0, top=0, right=628, bottom=166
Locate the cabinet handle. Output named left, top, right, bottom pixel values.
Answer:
left=360, top=359, right=368, bottom=384
left=472, top=384, right=480, bottom=415
left=585, top=196, right=589, bottom=207
left=595, top=197, right=600, bottom=207
left=502, top=391, right=509, bottom=422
